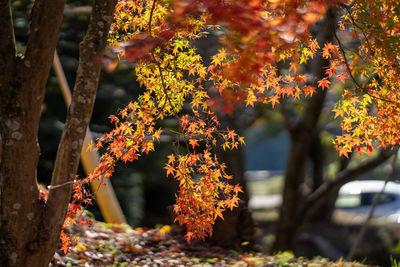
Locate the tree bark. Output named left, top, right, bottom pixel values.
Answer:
left=273, top=8, right=335, bottom=252
left=0, top=0, right=117, bottom=265
left=32, top=0, right=117, bottom=265
left=0, top=0, right=66, bottom=265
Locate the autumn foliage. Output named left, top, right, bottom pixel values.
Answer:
left=61, top=0, right=400, bottom=248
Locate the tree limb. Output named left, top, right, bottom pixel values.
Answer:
left=299, top=147, right=398, bottom=222
left=0, top=1, right=67, bottom=265
left=30, top=0, right=117, bottom=264
left=24, top=0, right=66, bottom=95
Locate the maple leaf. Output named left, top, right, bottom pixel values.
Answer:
left=189, top=139, right=199, bottom=149
left=60, top=231, right=72, bottom=254
left=164, top=165, right=175, bottom=177
left=185, top=232, right=194, bottom=243
left=233, top=184, right=243, bottom=194
left=294, top=74, right=307, bottom=84
left=337, top=146, right=351, bottom=158
left=289, top=61, right=298, bottom=73
left=86, top=141, right=94, bottom=152
left=227, top=129, right=236, bottom=140
left=214, top=208, right=224, bottom=220
left=322, top=43, right=333, bottom=59
left=302, top=85, right=316, bottom=97
left=225, top=196, right=238, bottom=211
left=269, top=95, right=280, bottom=108
left=180, top=115, right=189, bottom=129
left=336, top=73, right=348, bottom=83
left=317, top=78, right=330, bottom=90
left=325, top=68, right=336, bottom=78
left=167, top=154, right=175, bottom=164
left=238, top=136, right=245, bottom=145
left=152, top=129, right=162, bottom=141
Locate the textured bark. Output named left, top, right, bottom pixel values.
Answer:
left=0, top=0, right=15, bottom=77
left=0, top=0, right=117, bottom=266
left=0, top=0, right=66, bottom=265
left=31, top=0, right=117, bottom=265
left=273, top=8, right=335, bottom=252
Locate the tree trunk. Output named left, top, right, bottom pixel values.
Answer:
left=273, top=8, right=335, bottom=252
left=0, top=1, right=66, bottom=265
left=308, top=131, right=333, bottom=222
left=0, top=0, right=116, bottom=265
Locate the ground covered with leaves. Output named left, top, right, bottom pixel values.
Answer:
left=50, top=221, right=371, bottom=267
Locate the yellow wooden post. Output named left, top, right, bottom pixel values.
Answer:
left=53, top=51, right=126, bottom=223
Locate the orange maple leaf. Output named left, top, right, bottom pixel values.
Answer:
left=233, top=184, right=243, bottom=194
left=302, top=85, right=316, bottom=97
left=336, top=73, right=348, bottom=83
left=167, top=154, right=175, bottom=164
left=164, top=165, right=175, bottom=177
left=189, top=139, right=199, bottom=149
left=317, top=78, right=330, bottom=90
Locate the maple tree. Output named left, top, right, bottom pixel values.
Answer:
left=81, top=0, right=332, bottom=245
left=2, top=0, right=400, bottom=265
left=66, top=0, right=400, bottom=249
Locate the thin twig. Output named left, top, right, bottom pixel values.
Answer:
left=47, top=180, right=77, bottom=190
left=148, top=0, right=157, bottom=33
left=147, top=0, right=186, bottom=153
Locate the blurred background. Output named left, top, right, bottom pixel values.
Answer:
left=11, top=0, right=400, bottom=265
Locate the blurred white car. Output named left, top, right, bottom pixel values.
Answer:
left=335, top=180, right=400, bottom=222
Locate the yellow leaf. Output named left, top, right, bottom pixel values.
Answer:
left=159, top=225, right=171, bottom=234
left=75, top=244, right=87, bottom=251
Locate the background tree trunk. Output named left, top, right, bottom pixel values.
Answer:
left=273, top=8, right=335, bottom=251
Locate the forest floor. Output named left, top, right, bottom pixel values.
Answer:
left=50, top=220, right=372, bottom=267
